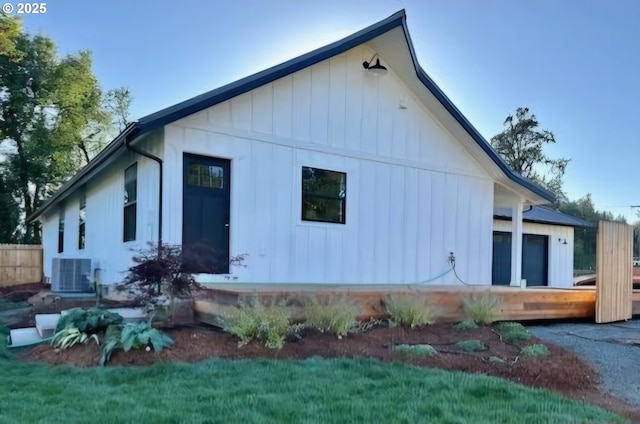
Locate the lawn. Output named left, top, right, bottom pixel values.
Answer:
left=0, top=323, right=622, bottom=424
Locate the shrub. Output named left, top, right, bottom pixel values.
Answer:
left=51, top=328, right=99, bottom=350
left=519, top=344, right=550, bottom=358
left=495, top=322, right=532, bottom=343
left=393, top=344, right=438, bottom=358
left=98, top=322, right=173, bottom=366
left=384, top=296, right=439, bottom=328
left=55, top=307, right=123, bottom=333
left=304, top=297, right=359, bottom=339
left=456, top=339, right=487, bottom=352
left=116, top=243, right=203, bottom=313
left=462, top=295, right=501, bottom=325
left=120, top=322, right=174, bottom=352
left=453, top=319, right=478, bottom=330
left=222, top=301, right=290, bottom=349
left=99, top=325, right=122, bottom=366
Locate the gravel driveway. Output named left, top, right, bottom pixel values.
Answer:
left=529, top=320, right=640, bottom=409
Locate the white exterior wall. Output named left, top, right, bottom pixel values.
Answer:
left=493, top=219, right=574, bottom=288
left=162, top=44, right=495, bottom=285
left=41, top=131, right=164, bottom=287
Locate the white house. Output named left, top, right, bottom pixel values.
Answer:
left=493, top=206, right=592, bottom=288
left=31, top=10, right=563, bottom=293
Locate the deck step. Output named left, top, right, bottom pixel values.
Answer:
left=34, top=313, right=61, bottom=338
left=9, top=327, right=43, bottom=347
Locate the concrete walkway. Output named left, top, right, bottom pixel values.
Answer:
left=529, top=320, right=640, bottom=409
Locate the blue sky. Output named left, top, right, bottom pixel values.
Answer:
left=19, top=0, right=640, bottom=221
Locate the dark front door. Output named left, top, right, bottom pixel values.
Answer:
left=492, top=232, right=549, bottom=286
left=492, top=232, right=512, bottom=285
left=182, top=154, right=230, bottom=274
left=522, top=234, right=549, bottom=286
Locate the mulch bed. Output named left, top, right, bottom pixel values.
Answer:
left=0, top=282, right=44, bottom=302
left=16, top=322, right=640, bottom=421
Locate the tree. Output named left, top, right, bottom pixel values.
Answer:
left=0, top=14, right=131, bottom=243
left=491, top=107, right=570, bottom=203
left=558, top=193, right=626, bottom=223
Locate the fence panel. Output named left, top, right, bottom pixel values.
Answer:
left=596, top=221, right=633, bottom=323
left=0, top=244, right=43, bottom=287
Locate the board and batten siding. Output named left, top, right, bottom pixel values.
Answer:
left=492, top=219, right=574, bottom=288
left=41, top=131, right=164, bottom=287
left=162, top=44, right=495, bottom=285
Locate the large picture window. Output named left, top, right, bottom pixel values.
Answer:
left=78, top=192, right=86, bottom=250
left=123, top=163, right=137, bottom=242
left=301, top=166, right=346, bottom=224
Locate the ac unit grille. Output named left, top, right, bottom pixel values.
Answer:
left=51, top=259, right=92, bottom=293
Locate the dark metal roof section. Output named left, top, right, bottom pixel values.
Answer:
left=494, top=206, right=594, bottom=227
left=31, top=9, right=555, bottom=221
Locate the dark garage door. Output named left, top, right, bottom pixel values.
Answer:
left=492, top=232, right=549, bottom=286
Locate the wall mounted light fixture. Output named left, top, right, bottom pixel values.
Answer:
left=558, top=238, right=568, bottom=245
left=362, top=53, right=388, bottom=74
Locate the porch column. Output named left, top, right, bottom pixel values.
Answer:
left=510, top=201, right=524, bottom=286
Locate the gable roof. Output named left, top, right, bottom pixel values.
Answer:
left=30, top=9, right=554, bottom=221
left=494, top=206, right=593, bottom=227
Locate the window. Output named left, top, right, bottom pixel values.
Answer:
left=301, top=166, right=346, bottom=224
left=58, top=210, right=64, bottom=253
left=188, top=164, right=224, bottom=188
left=123, top=163, right=137, bottom=242
left=78, top=192, right=86, bottom=250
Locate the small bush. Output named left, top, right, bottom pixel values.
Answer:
left=304, top=297, right=358, bottom=339
left=222, top=301, right=290, bottom=349
left=384, top=296, right=439, bottom=328
left=453, top=319, right=478, bottom=330
left=519, top=344, right=550, bottom=358
left=393, top=344, right=438, bottom=358
left=456, top=339, right=487, bottom=352
left=495, top=322, right=532, bottom=343
left=120, top=322, right=174, bottom=352
left=98, top=322, right=173, bottom=366
left=462, top=295, right=501, bottom=325
left=55, top=307, right=123, bottom=333
left=51, top=328, right=99, bottom=350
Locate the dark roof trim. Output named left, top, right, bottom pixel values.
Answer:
left=494, top=206, right=594, bottom=227
left=32, top=9, right=555, bottom=220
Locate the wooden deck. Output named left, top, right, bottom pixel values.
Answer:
left=193, top=284, right=640, bottom=326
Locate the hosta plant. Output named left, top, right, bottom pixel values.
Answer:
left=55, top=307, right=123, bottom=333
left=52, top=328, right=99, bottom=351
left=120, top=321, right=174, bottom=352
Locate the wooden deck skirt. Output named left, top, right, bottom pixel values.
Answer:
left=193, top=284, right=637, bottom=327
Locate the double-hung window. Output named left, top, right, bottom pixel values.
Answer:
left=123, top=163, right=137, bottom=242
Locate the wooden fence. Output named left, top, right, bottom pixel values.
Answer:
left=596, top=221, right=633, bottom=323
left=0, top=244, right=43, bottom=287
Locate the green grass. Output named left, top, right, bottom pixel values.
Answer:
left=0, top=320, right=620, bottom=423
left=453, top=319, right=479, bottom=330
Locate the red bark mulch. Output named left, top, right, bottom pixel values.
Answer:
left=16, top=322, right=640, bottom=421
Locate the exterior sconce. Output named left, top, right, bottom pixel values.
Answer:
left=362, top=53, right=388, bottom=74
